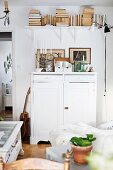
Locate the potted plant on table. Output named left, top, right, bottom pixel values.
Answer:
left=70, top=134, right=96, bottom=164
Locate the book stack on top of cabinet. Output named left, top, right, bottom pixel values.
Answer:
left=55, top=9, right=69, bottom=26
left=29, top=9, right=42, bottom=26
left=82, top=7, right=94, bottom=26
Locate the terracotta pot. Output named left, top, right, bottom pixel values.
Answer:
left=72, top=145, right=93, bottom=164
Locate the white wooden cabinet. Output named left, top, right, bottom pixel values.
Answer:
left=30, top=72, right=97, bottom=144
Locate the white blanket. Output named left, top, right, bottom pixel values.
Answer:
left=50, top=122, right=113, bottom=156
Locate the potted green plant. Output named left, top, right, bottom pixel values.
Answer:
left=70, top=134, right=96, bottom=164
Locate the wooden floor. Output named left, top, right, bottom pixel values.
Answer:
left=0, top=109, right=13, bottom=121
left=18, top=143, right=51, bottom=159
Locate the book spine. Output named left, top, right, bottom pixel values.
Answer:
left=70, top=15, right=73, bottom=26
left=77, top=14, right=80, bottom=26
left=29, top=14, right=41, bottom=17
left=29, top=17, right=42, bottom=19
left=56, top=15, right=69, bottom=18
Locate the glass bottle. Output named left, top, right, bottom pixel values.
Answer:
left=81, top=55, right=86, bottom=72
left=74, top=61, right=81, bottom=72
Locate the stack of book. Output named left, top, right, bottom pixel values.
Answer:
left=82, top=7, right=94, bottom=26
left=55, top=9, right=69, bottom=26
left=29, top=9, right=42, bottom=26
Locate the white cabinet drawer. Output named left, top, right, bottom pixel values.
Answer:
left=64, top=75, right=95, bottom=82
left=33, top=75, right=63, bottom=82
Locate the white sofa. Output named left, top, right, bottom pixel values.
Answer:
left=49, top=122, right=113, bottom=156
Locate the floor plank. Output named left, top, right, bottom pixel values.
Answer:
left=0, top=109, right=12, bottom=121
left=18, top=143, right=51, bottom=159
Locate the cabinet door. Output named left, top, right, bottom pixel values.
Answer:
left=64, top=82, right=96, bottom=125
left=32, top=82, right=63, bottom=143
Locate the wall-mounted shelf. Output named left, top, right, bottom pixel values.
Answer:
left=25, top=25, right=90, bottom=29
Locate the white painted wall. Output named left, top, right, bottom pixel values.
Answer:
left=0, top=6, right=113, bottom=125
left=0, top=41, right=12, bottom=110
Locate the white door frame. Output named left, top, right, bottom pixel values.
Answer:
left=0, top=27, right=16, bottom=120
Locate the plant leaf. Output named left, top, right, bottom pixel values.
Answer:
left=86, top=134, right=96, bottom=142
left=70, top=137, right=92, bottom=147
left=87, top=134, right=93, bottom=139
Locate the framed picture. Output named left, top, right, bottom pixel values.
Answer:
left=36, top=49, right=65, bottom=69
left=46, top=49, right=65, bottom=58
left=69, top=48, right=91, bottom=64
left=36, top=49, right=65, bottom=60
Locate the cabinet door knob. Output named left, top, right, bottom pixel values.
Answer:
left=64, top=107, right=68, bottom=109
